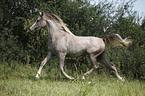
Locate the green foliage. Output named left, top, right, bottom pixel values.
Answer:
left=0, top=0, right=144, bottom=79
left=0, top=27, right=25, bottom=61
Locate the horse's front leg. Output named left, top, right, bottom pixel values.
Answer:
left=59, top=52, right=74, bottom=80
left=35, top=52, right=52, bottom=80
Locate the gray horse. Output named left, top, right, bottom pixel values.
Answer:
left=30, top=12, right=132, bottom=82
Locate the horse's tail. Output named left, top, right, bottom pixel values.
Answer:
left=103, top=33, right=132, bottom=47
left=50, top=14, right=75, bottom=36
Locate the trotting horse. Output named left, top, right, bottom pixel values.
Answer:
left=30, top=12, right=132, bottom=82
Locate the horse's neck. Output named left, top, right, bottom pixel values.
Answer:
left=46, top=21, right=62, bottom=41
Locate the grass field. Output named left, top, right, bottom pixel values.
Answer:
left=0, top=62, right=145, bottom=96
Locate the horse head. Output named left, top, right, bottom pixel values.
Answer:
left=30, top=12, right=50, bottom=31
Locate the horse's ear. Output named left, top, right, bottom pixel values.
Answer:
left=39, top=12, right=44, bottom=17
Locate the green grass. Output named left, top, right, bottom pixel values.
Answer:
left=0, top=62, right=145, bottom=96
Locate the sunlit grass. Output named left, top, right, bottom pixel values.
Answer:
left=0, top=62, right=144, bottom=96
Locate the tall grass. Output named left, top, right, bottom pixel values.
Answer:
left=0, top=62, right=144, bottom=96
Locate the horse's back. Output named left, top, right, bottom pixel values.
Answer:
left=65, top=35, right=105, bottom=56
left=76, top=36, right=105, bottom=48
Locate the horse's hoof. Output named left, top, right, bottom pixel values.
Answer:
left=122, top=79, right=125, bottom=82
left=70, top=77, right=75, bottom=80
left=82, top=76, right=85, bottom=80
left=34, top=77, right=39, bottom=81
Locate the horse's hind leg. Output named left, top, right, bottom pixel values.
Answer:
left=35, top=52, right=52, bottom=80
left=59, top=53, right=74, bottom=80
left=82, top=54, right=99, bottom=80
left=97, top=51, right=125, bottom=82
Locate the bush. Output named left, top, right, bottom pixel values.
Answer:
left=0, top=27, right=25, bottom=62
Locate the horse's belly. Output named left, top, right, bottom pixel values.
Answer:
left=66, top=46, right=87, bottom=57
left=67, top=51, right=86, bottom=57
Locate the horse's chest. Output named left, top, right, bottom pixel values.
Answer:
left=47, top=41, right=66, bottom=54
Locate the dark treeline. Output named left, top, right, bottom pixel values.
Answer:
left=0, top=0, right=144, bottom=79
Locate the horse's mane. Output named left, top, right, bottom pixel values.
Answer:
left=46, top=13, right=75, bottom=36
